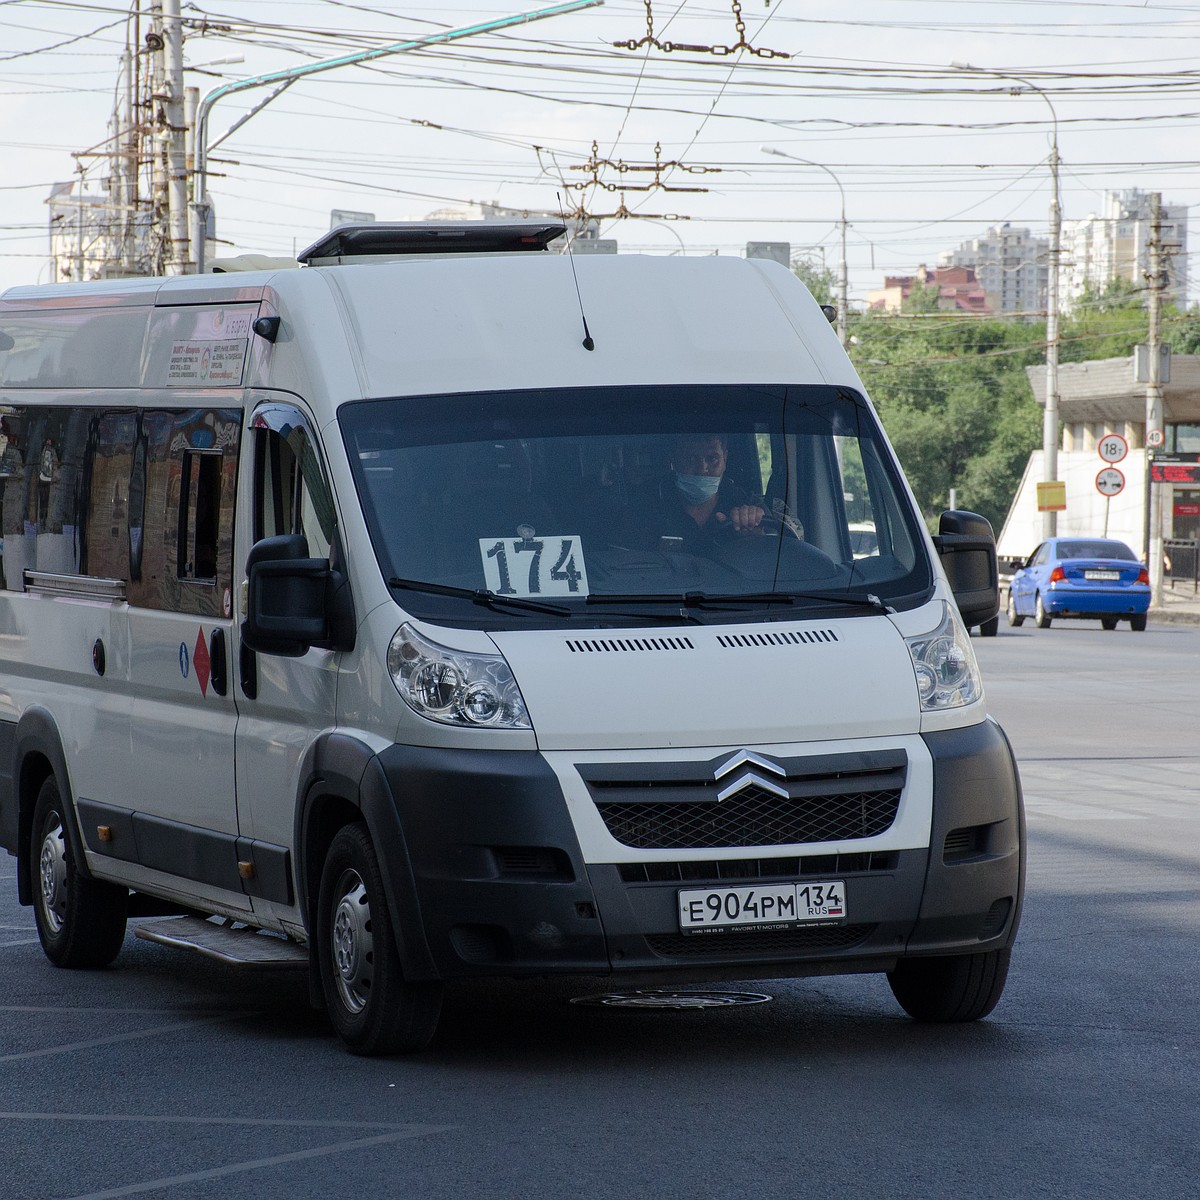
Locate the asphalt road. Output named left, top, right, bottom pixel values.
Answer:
left=3, top=619, right=1198, bottom=1199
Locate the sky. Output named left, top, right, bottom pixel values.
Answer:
left=2, top=0, right=1199, bottom=305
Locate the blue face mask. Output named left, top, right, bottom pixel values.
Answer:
left=675, top=473, right=721, bottom=505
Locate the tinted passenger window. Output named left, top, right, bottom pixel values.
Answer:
left=0, top=404, right=239, bottom=617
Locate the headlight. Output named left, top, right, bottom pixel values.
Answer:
left=387, top=624, right=531, bottom=730
left=904, top=602, right=983, bottom=711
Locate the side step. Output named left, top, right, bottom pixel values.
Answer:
left=134, top=915, right=309, bottom=968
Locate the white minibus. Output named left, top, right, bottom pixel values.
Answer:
left=0, top=222, right=1022, bottom=1054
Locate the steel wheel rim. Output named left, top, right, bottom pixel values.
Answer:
left=330, top=868, right=373, bottom=1015
left=37, top=813, right=68, bottom=935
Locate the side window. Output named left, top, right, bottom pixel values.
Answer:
left=0, top=405, right=238, bottom=616
left=1029, top=544, right=1049, bottom=568
left=0, top=407, right=89, bottom=588
left=134, top=410, right=239, bottom=616
left=253, top=411, right=335, bottom=561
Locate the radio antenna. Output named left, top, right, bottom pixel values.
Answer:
left=558, top=192, right=595, bottom=351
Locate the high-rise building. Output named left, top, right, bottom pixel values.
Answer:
left=938, top=224, right=1048, bottom=313
left=1062, top=190, right=1188, bottom=310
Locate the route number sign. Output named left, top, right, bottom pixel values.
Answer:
left=1096, top=467, right=1125, bottom=497
left=1097, top=434, right=1128, bottom=464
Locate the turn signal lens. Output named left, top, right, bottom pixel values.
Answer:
left=1048, top=566, right=1066, bottom=583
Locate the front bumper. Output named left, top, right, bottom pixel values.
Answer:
left=370, top=720, right=1024, bottom=983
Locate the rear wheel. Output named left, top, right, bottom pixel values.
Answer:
left=1006, top=591, right=1024, bottom=628
left=978, top=615, right=999, bottom=638
left=888, top=948, right=1011, bottom=1023
left=31, top=777, right=128, bottom=968
left=1100, top=616, right=1119, bottom=631
left=1034, top=593, right=1052, bottom=629
left=1130, top=614, right=1147, bottom=632
left=317, top=822, right=443, bottom=1056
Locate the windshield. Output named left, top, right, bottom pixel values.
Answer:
left=339, top=384, right=933, bottom=628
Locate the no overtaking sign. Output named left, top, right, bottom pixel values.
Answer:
left=1096, top=467, right=1125, bottom=497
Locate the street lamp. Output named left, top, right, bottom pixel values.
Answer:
left=760, top=146, right=849, bottom=347
left=952, top=63, right=1062, bottom=538
left=191, top=1, right=604, bottom=274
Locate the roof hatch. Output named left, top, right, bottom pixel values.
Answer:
left=297, top=220, right=567, bottom=265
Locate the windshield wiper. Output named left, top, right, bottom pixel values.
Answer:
left=588, top=590, right=793, bottom=611
left=587, top=590, right=889, bottom=613
left=388, top=577, right=572, bottom=618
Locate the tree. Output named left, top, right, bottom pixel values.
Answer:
left=848, top=311, right=1042, bottom=531
left=790, top=256, right=836, bottom=306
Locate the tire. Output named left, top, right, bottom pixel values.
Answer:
left=1100, top=616, right=1118, bottom=631
left=1006, top=591, right=1024, bottom=628
left=317, top=822, right=443, bottom=1056
left=1034, top=593, right=1052, bottom=629
left=1130, top=614, right=1147, bottom=632
left=888, top=948, right=1011, bottom=1023
left=978, top=615, right=999, bottom=638
left=31, top=777, right=128, bottom=968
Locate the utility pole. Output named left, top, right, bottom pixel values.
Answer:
left=1044, top=133, right=1062, bottom=538
left=950, top=65, right=1061, bottom=536
left=1144, top=192, right=1165, bottom=601
left=761, top=146, right=849, bottom=346
left=163, top=0, right=190, bottom=273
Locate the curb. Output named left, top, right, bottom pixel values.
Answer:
left=1149, top=608, right=1200, bottom=626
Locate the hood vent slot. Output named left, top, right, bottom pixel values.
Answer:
left=566, top=636, right=695, bottom=654
left=717, top=629, right=838, bottom=649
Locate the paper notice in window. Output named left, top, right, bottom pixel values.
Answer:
left=165, top=310, right=253, bottom=385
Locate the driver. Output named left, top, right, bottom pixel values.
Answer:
left=623, top=433, right=766, bottom=554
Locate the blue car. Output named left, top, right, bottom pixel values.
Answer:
left=1007, top=537, right=1150, bottom=631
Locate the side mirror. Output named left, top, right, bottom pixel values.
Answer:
left=242, top=534, right=330, bottom=657
left=934, top=510, right=999, bottom=629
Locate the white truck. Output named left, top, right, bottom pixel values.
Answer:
left=0, top=221, right=1020, bottom=1054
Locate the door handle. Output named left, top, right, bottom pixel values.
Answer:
left=208, top=629, right=228, bottom=697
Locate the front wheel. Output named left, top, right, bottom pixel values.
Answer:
left=317, top=822, right=443, bottom=1056
left=887, top=948, right=1011, bottom=1023
left=1034, top=593, right=1052, bottom=629
left=1006, top=591, right=1024, bottom=627
left=31, top=777, right=127, bottom=968
left=978, top=615, right=999, bottom=638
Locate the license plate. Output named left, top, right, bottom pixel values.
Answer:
left=1084, top=569, right=1120, bottom=581
left=678, top=881, right=846, bottom=935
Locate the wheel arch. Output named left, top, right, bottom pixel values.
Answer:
left=13, top=709, right=91, bottom=906
left=294, top=732, right=438, bottom=982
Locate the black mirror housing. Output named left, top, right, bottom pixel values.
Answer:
left=934, top=509, right=1000, bottom=629
left=243, top=534, right=330, bottom=657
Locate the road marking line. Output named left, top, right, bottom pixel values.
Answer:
left=0, top=1014, right=240, bottom=1063
left=0, top=1112, right=430, bottom=1132
left=58, top=1126, right=457, bottom=1200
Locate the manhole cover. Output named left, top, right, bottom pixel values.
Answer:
left=569, top=989, right=771, bottom=1010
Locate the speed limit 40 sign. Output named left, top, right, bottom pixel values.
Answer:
left=1097, top=433, right=1128, bottom=464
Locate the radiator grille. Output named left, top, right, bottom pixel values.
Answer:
left=597, top=783, right=901, bottom=850
left=646, top=924, right=875, bottom=958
